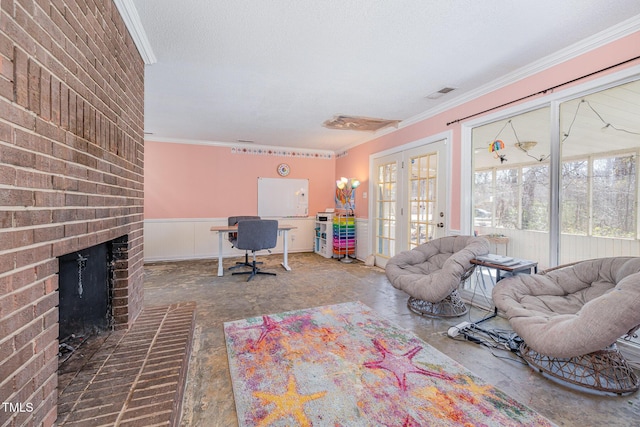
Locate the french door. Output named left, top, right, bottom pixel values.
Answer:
left=373, top=139, right=447, bottom=268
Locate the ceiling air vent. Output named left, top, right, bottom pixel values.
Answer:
left=323, top=115, right=401, bottom=132
left=426, top=87, right=457, bottom=100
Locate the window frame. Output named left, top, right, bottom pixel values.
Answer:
left=474, top=158, right=551, bottom=232
left=476, top=149, right=639, bottom=238
left=460, top=67, right=640, bottom=268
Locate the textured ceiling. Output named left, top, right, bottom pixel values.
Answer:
left=132, top=0, right=640, bottom=152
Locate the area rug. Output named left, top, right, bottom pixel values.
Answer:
left=224, top=301, right=555, bottom=426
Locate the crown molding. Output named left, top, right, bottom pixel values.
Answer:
left=337, top=14, right=640, bottom=154
left=114, top=0, right=157, bottom=65
left=401, top=14, right=640, bottom=129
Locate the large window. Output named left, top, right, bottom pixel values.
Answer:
left=494, top=168, right=519, bottom=229
left=473, top=171, right=493, bottom=227
left=471, top=107, right=551, bottom=265
left=474, top=164, right=550, bottom=232
left=470, top=78, right=640, bottom=270
left=561, top=154, right=637, bottom=238
left=522, top=164, right=550, bottom=232
left=592, top=155, right=636, bottom=238
left=561, top=160, right=588, bottom=234
left=560, top=81, right=640, bottom=257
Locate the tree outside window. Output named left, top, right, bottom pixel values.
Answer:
left=561, top=160, right=588, bottom=235
left=494, top=169, right=519, bottom=229
left=522, top=165, right=549, bottom=232
left=592, top=155, right=636, bottom=238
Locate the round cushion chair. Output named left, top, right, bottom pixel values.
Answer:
left=492, top=257, right=640, bottom=394
left=385, top=236, right=490, bottom=317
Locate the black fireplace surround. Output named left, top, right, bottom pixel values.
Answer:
left=57, top=236, right=128, bottom=340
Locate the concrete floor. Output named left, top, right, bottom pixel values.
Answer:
left=143, top=253, right=639, bottom=427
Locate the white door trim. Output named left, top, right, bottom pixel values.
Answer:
left=368, top=130, right=453, bottom=264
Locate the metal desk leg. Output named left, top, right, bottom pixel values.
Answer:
left=479, top=265, right=489, bottom=290
left=281, top=229, right=292, bottom=271
left=475, top=265, right=497, bottom=291
left=217, top=232, right=224, bottom=277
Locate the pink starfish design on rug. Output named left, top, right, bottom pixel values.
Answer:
left=243, top=315, right=280, bottom=347
left=364, top=339, right=454, bottom=391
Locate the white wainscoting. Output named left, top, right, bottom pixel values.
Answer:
left=559, top=234, right=640, bottom=264
left=144, top=217, right=316, bottom=262
left=475, top=227, right=640, bottom=270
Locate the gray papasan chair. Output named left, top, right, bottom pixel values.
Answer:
left=385, top=236, right=490, bottom=317
left=492, top=257, right=640, bottom=394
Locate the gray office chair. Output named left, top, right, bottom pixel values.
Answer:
left=232, top=220, right=279, bottom=281
left=228, top=215, right=261, bottom=270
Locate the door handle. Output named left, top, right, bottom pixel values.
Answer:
left=437, top=222, right=444, bottom=228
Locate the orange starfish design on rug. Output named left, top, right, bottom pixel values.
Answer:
left=253, top=375, right=327, bottom=426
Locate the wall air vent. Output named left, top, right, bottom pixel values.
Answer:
left=323, top=115, right=401, bottom=132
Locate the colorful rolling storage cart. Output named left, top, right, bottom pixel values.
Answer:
left=333, top=211, right=356, bottom=262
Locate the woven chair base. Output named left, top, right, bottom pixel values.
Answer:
left=407, top=290, right=469, bottom=318
left=520, top=342, right=640, bottom=394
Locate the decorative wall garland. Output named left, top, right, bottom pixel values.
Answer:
left=230, top=146, right=333, bottom=159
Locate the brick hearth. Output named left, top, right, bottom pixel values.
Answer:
left=57, top=302, right=196, bottom=426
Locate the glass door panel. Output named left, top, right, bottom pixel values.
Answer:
left=372, top=139, right=447, bottom=266
left=559, top=80, right=640, bottom=265
left=374, top=157, right=399, bottom=267
left=469, top=106, right=551, bottom=300
left=465, top=77, right=640, bottom=330
left=408, top=150, right=440, bottom=248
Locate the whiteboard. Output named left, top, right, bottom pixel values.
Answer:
left=258, top=178, right=309, bottom=217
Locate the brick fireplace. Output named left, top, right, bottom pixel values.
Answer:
left=57, top=235, right=128, bottom=341
left=0, top=2, right=144, bottom=426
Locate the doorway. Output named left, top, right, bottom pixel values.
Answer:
left=370, top=137, right=448, bottom=268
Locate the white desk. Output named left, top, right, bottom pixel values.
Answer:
left=210, top=224, right=297, bottom=277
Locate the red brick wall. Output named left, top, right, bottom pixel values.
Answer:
left=0, top=1, right=144, bottom=425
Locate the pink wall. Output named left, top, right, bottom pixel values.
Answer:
left=336, top=31, right=640, bottom=229
left=144, top=141, right=336, bottom=218
left=144, top=32, right=640, bottom=224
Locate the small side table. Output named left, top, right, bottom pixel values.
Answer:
left=471, top=257, right=538, bottom=290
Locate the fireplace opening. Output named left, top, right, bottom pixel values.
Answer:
left=57, top=236, right=127, bottom=362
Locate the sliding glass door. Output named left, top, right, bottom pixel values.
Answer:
left=559, top=81, right=640, bottom=264
left=469, top=77, right=640, bottom=272
left=471, top=107, right=551, bottom=269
